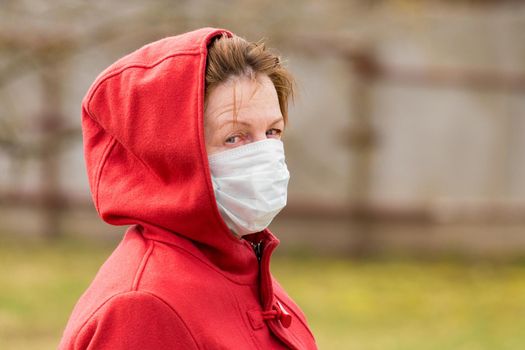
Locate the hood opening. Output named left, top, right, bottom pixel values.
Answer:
left=81, top=27, right=277, bottom=279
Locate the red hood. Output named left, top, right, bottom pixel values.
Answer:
left=81, top=27, right=276, bottom=278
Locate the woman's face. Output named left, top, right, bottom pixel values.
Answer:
left=204, top=74, right=284, bottom=155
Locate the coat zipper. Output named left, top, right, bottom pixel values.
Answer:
left=257, top=238, right=300, bottom=349
left=250, top=240, right=263, bottom=262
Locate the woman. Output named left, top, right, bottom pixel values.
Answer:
left=59, top=27, right=317, bottom=349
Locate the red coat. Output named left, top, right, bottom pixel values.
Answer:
left=59, top=27, right=318, bottom=349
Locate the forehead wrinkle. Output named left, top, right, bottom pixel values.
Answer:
left=218, top=77, right=250, bottom=125
left=207, top=102, right=249, bottom=123
left=231, top=75, right=261, bottom=119
left=232, top=79, right=239, bottom=120
left=205, top=75, right=268, bottom=127
left=206, top=80, right=241, bottom=123
left=205, top=100, right=235, bottom=126
left=248, top=77, right=261, bottom=102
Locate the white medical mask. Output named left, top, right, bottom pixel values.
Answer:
left=208, top=138, right=290, bottom=237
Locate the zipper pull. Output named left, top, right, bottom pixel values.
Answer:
left=251, top=241, right=263, bottom=262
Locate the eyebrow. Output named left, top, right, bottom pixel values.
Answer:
left=217, top=116, right=284, bottom=130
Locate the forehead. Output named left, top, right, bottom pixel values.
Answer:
left=204, top=74, right=282, bottom=125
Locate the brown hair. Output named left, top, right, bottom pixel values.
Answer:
left=205, top=33, right=296, bottom=126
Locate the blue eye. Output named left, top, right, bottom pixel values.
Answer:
left=266, top=128, right=282, bottom=138
left=225, top=135, right=241, bottom=144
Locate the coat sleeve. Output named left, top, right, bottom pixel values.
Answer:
left=65, top=291, right=198, bottom=350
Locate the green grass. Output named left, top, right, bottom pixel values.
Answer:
left=275, top=255, right=525, bottom=349
left=1, top=237, right=525, bottom=349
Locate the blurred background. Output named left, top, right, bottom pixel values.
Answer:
left=1, top=0, right=525, bottom=349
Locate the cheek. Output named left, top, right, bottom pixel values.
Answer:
left=203, top=128, right=218, bottom=157
left=203, top=118, right=217, bottom=145
left=203, top=126, right=225, bottom=155
left=205, top=141, right=222, bottom=156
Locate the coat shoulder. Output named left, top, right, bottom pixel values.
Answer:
left=59, top=230, right=205, bottom=349
left=59, top=291, right=199, bottom=349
